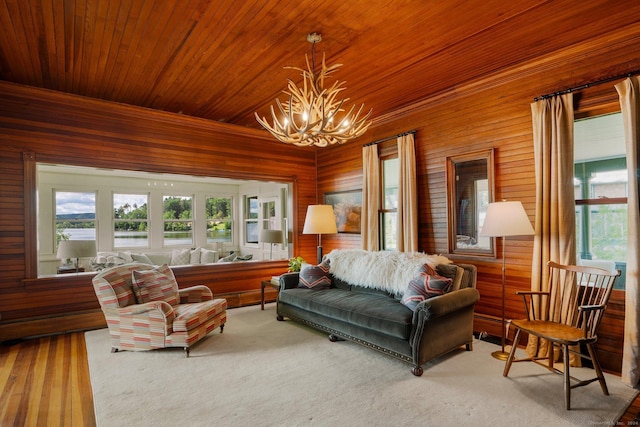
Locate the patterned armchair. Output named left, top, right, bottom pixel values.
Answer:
left=92, top=262, right=227, bottom=356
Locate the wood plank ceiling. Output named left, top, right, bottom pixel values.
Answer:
left=1, top=0, right=639, bottom=130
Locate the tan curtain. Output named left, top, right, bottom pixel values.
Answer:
left=616, top=76, right=640, bottom=387
left=529, top=93, right=576, bottom=359
left=362, top=144, right=380, bottom=251
left=397, top=134, right=418, bottom=252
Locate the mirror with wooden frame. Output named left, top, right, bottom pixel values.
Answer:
left=446, top=148, right=495, bottom=256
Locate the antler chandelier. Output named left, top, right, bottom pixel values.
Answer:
left=255, top=33, right=372, bottom=147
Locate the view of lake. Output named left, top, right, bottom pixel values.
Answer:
left=62, top=229, right=231, bottom=248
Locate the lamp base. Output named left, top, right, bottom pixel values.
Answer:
left=492, top=350, right=509, bottom=361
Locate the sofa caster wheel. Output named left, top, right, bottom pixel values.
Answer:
left=411, top=366, right=423, bottom=376
left=328, top=334, right=344, bottom=342
left=276, top=315, right=284, bottom=321
left=111, top=347, right=119, bottom=354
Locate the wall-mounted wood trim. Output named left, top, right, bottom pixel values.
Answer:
left=0, top=309, right=106, bottom=342
left=23, top=152, right=37, bottom=279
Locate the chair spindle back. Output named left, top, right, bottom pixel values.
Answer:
left=546, top=261, right=619, bottom=338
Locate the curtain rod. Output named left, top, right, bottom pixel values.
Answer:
left=363, top=130, right=417, bottom=147
left=534, top=69, right=640, bottom=102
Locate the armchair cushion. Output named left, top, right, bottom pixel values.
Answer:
left=96, top=267, right=138, bottom=308
left=132, top=264, right=180, bottom=306
left=173, top=299, right=227, bottom=333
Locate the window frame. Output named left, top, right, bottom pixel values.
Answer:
left=205, top=195, right=233, bottom=246
left=378, top=140, right=399, bottom=251
left=162, top=194, right=194, bottom=247
left=113, top=192, right=149, bottom=249
left=244, top=195, right=260, bottom=244
left=33, top=162, right=294, bottom=278
left=573, top=112, right=627, bottom=290
left=54, top=189, right=97, bottom=248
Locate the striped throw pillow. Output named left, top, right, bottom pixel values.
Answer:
left=132, top=264, right=180, bottom=306
left=298, top=259, right=332, bottom=290
left=401, top=264, right=453, bottom=311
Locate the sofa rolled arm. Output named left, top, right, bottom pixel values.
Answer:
left=279, top=272, right=300, bottom=290
left=412, top=287, right=480, bottom=323
left=179, top=285, right=213, bottom=303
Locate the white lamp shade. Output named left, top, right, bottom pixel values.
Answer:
left=303, top=205, right=338, bottom=235
left=260, top=229, right=283, bottom=244
left=56, top=240, right=97, bottom=260
left=479, top=201, right=534, bottom=237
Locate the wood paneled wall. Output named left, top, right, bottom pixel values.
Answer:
left=316, top=24, right=640, bottom=374
left=0, top=82, right=319, bottom=338
left=1, top=24, right=639, bottom=374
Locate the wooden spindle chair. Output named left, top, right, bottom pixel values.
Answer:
left=503, top=261, right=620, bottom=410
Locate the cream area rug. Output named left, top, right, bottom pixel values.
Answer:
left=85, top=305, right=637, bottom=427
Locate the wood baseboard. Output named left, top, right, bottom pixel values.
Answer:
left=0, top=310, right=107, bottom=342
left=0, top=288, right=277, bottom=342
left=473, top=312, right=504, bottom=340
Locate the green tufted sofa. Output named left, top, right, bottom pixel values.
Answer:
left=276, top=250, right=479, bottom=376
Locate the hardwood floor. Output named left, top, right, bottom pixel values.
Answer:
left=1, top=332, right=638, bottom=426
left=619, top=395, right=640, bottom=425
left=0, top=333, right=96, bottom=426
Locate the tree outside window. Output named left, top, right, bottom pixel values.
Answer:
left=163, top=195, right=193, bottom=246
left=206, top=196, right=232, bottom=244
left=113, top=193, right=148, bottom=248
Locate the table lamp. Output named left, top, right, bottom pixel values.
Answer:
left=56, top=240, right=97, bottom=273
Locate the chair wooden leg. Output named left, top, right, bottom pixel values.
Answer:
left=563, top=344, right=571, bottom=410
left=587, top=343, right=609, bottom=396
left=503, top=328, right=521, bottom=377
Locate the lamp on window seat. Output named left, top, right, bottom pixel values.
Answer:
left=260, top=229, right=283, bottom=260
left=303, top=205, right=338, bottom=264
left=479, top=200, right=534, bottom=360
left=56, top=240, right=97, bottom=273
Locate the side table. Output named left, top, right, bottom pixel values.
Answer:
left=57, top=265, right=85, bottom=274
left=261, top=279, right=280, bottom=310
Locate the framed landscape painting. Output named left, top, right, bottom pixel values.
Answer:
left=324, top=190, right=362, bottom=234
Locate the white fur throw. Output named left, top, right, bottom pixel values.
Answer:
left=325, top=249, right=451, bottom=295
